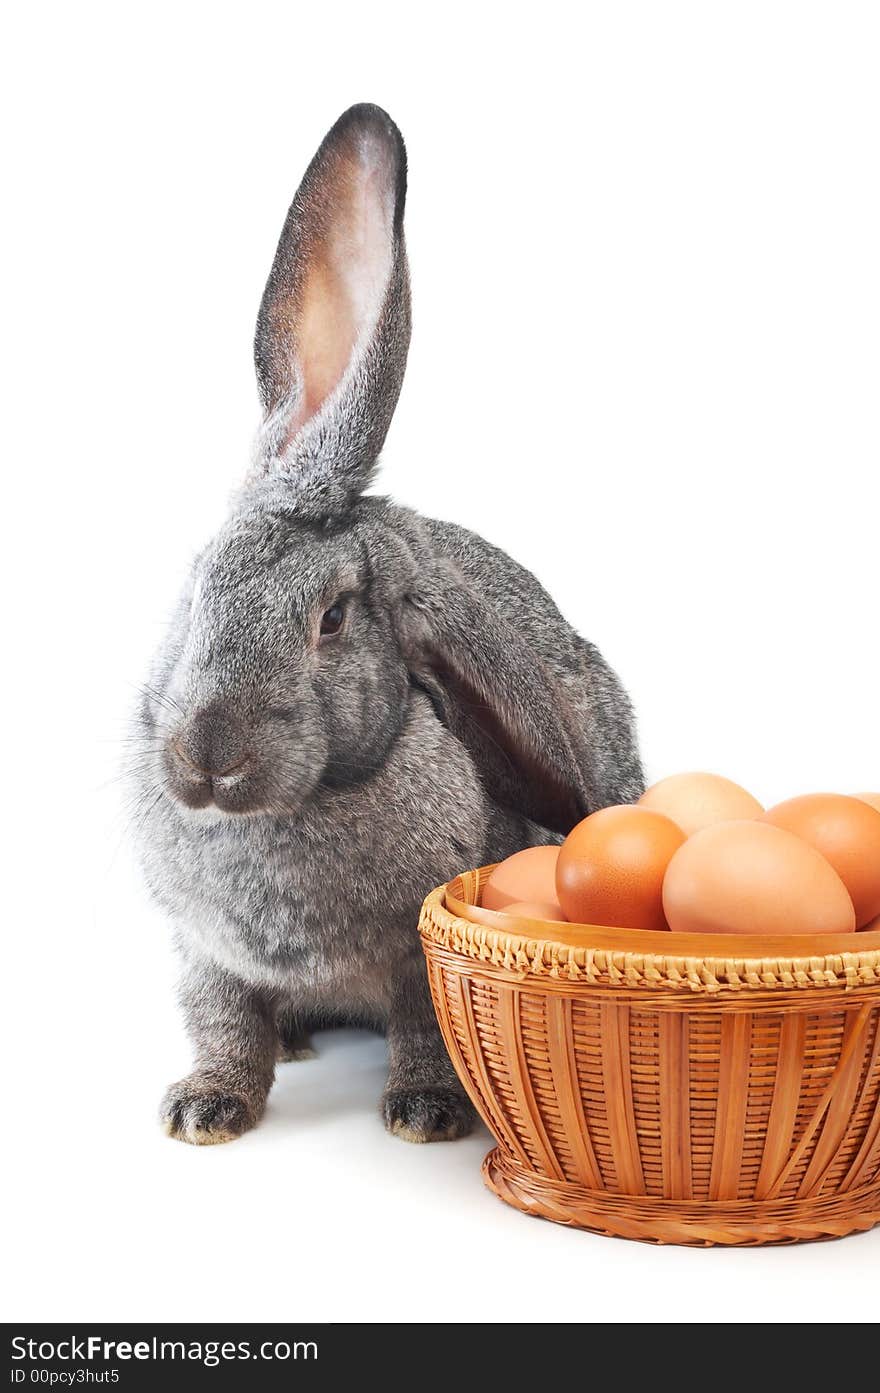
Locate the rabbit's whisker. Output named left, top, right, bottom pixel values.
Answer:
left=105, top=734, right=168, bottom=748
left=129, top=785, right=167, bottom=837
left=130, top=680, right=186, bottom=721
left=100, top=754, right=167, bottom=791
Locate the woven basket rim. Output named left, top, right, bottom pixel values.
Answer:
left=420, top=879, right=880, bottom=994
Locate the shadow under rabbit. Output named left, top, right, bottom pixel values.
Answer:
left=263, top=1027, right=493, bottom=1143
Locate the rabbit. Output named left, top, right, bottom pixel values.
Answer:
left=131, top=102, right=644, bottom=1147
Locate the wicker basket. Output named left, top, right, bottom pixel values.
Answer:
left=419, top=866, right=880, bottom=1246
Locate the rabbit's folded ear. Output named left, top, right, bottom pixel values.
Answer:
left=253, top=104, right=410, bottom=517
left=402, top=566, right=600, bottom=836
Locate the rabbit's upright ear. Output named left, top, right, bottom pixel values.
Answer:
left=402, top=566, right=601, bottom=836
left=253, top=104, right=410, bottom=516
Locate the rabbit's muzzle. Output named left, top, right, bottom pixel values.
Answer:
left=159, top=693, right=326, bottom=816
left=174, top=701, right=249, bottom=777
left=167, top=702, right=255, bottom=811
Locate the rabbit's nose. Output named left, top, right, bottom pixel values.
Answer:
left=172, top=704, right=251, bottom=778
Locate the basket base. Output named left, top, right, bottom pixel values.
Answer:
left=483, top=1150, right=880, bottom=1247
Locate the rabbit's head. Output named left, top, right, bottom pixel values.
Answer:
left=157, top=503, right=429, bottom=815
left=142, top=104, right=605, bottom=830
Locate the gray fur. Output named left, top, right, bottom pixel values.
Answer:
left=130, top=104, right=643, bottom=1147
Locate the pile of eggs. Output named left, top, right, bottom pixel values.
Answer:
left=482, top=774, right=880, bottom=936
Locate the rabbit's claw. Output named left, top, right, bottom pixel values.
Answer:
left=382, top=1087, right=476, bottom=1143
left=276, top=1022, right=317, bottom=1063
left=160, top=1077, right=257, bottom=1145
left=278, top=1039, right=317, bottom=1063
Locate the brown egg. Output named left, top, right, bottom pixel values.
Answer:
left=638, top=772, right=764, bottom=835
left=759, top=794, right=880, bottom=928
left=482, top=846, right=560, bottom=912
left=501, top=899, right=569, bottom=923
left=856, top=792, right=880, bottom=816
left=662, top=819, right=856, bottom=936
left=556, top=806, right=685, bottom=930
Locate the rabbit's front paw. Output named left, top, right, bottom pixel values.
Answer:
left=382, top=1086, right=476, bottom=1143
left=160, top=1076, right=259, bottom=1145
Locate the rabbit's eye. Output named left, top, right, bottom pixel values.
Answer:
left=319, top=602, right=345, bottom=638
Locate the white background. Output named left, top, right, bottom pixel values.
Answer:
left=3, top=0, right=879, bottom=1325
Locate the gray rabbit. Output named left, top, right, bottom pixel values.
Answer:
left=132, top=104, right=644, bottom=1146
